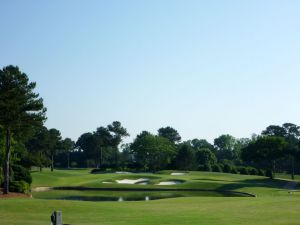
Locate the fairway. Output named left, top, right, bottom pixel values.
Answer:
left=1, top=169, right=300, bottom=225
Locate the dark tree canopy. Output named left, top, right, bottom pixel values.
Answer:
left=0, top=65, right=46, bottom=194
left=242, top=136, right=287, bottom=178
left=175, top=143, right=196, bottom=170
left=158, top=126, right=181, bottom=143
left=131, top=133, right=176, bottom=171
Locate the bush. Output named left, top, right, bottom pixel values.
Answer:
left=91, top=168, right=106, bottom=174
left=12, top=165, right=32, bottom=184
left=258, top=169, right=265, bottom=176
left=223, top=164, right=232, bottom=173
left=238, top=166, right=249, bottom=175
left=230, top=166, right=238, bottom=174
left=203, top=164, right=212, bottom=172
left=9, top=181, right=30, bottom=194
left=198, top=165, right=205, bottom=171
left=265, top=169, right=274, bottom=179
left=212, top=164, right=223, bottom=173
left=248, top=167, right=258, bottom=175
left=0, top=167, right=3, bottom=185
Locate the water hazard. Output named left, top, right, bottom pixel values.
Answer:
left=33, top=189, right=251, bottom=202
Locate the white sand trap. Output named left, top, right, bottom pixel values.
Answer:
left=32, top=187, right=53, bottom=192
left=157, top=181, right=182, bottom=185
left=102, top=182, right=113, bottom=184
left=115, top=171, right=132, bottom=174
left=137, top=182, right=149, bottom=185
left=171, top=173, right=186, bottom=176
left=116, top=178, right=149, bottom=184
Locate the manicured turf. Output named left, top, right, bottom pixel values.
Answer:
left=0, top=169, right=299, bottom=225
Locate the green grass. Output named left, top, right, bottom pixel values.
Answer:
left=1, top=169, right=300, bottom=225
left=31, top=169, right=296, bottom=196
left=1, top=197, right=300, bottom=225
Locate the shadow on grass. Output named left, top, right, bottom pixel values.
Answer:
left=216, top=178, right=291, bottom=192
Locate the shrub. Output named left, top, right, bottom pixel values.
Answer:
left=238, top=166, right=249, bottom=175
left=0, top=167, right=3, bottom=185
left=258, top=169, right=265, bottom=176
left=91, top=168, right=106, bottom=174
left=12, top=165, right=32, bottom=184
left=265, top=169, right=274, bottom=179
left=203, top=164, right=212, bottom=172
left=198, top=165, right=205, bottom=171
left=230, top=166, right=238, bottom=174
left=9, top=181, right=30, bottom=194
left=223, top=164, right=232, bottom=173
left=248, top=167, right=258, bottom=175
left=212, top=164, right=223, bottom=173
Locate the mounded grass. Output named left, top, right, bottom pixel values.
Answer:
left=0, top=169, right=299, bottom=225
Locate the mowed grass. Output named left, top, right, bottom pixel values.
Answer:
left=31, top=169, right=297, bottom=196
left=1, top=169, right=300, bottom=225
left=1, top=197, right=300, bottom=225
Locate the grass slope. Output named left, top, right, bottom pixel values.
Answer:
left=0, top=169, right=299, bottom=225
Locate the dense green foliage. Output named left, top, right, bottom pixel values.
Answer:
left=0, top=65, right=46, bottom=194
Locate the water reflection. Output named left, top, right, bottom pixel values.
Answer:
left=33, top=190, right=251, bottom=202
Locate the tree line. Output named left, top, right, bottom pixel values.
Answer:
left=1, top=65, right=300, bottom=195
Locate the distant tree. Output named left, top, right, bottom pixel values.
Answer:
left=242, top=136, right=287, bottom=178
left=191, top=139, right=214, bottom=151
left=158, top=126, right=181, bottom=143
left=262, top=123, right=300, bottom=179
left=25, top=126, right=51, bottom=171
left=262, top=125, right=286, bottom=137
left=94, top=127, right=113, bottom=168
left=196, top=148, right=217, bottom=166
left=214, top=134, right=238, bottom=161
left=61, top=138, right=75, bottom=168
left=76, top=132, right=98, bottom=167
left=175, top=144, right=197, bottom=170
left=107, top=121, right=129, bottom=167
left=136, top=131, right=151, bottom=139
left=0, top=65, right=46, bottom=194
left=119, top=143, right=134, bottom=169
left=131, top=133, right=176, bottom=171
left=47, top=128, right=62, bottom=172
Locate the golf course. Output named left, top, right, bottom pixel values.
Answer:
left=1, top=169, right=300, bottom=225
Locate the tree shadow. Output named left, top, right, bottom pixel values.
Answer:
left=216, top=178, right=292, bottom=192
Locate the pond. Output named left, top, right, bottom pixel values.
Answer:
left=32, top=189, right=251, bottom=202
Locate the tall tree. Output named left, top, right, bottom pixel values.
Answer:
left=0, top=65, right=46, bottom=194
left=175, top=143, right=197, bottom=170
left=214, top=134, right=238, bottom=162
left=61, top=138, right=75, bottom=169
left=47, top=128, right=62, bottom=172
left=107, top=121, right=129, bottom=167
left=196, top=148, right=217, bottom=166
left=191, top=139, right=215, bottom=151
left=93, top=127, right=112, bottom=168
left=262, top=123, right=300, bottom=179
left=158, top=126, right=181, bottom=144
left=25, top=126, right=50, bottom=171
left=131, top=133, right=176, bottom=171
left=242, top=136, right=287, bottom=178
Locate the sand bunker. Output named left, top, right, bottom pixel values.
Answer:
left=171, top=172, right=186, bottom=176
left=157, top=181, right=183, bottom=185
left=116, top=178, right=149, bottom=185
left=115, top=172, right=132, bottom=174
left=32, top=187, right=53, bottom=192
left=102, top=182, right=113, bottom=184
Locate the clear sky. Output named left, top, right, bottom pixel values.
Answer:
left=1, top=0, right=300, bottom=144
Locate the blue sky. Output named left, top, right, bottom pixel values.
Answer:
left=1, top=0, right=300, bottom=143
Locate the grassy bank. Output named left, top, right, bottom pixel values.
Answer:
left=0, top=169, right=299, bottom=225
